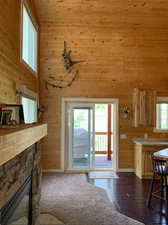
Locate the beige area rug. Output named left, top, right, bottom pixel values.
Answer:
left=39, top=213, right=65, bottom=225
left=88, top=171, right=119, bottom=179
left=40, top=173, right=144, bottom=225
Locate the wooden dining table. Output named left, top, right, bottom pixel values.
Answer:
left=154, top=148, right=168, bottom=159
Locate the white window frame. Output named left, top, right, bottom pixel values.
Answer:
left=21, top=96, right=38, bottom=124
left=20, top=0, right=38, bottom=75
left=154, top=97, right=168, bottom=132
left=19, top=86, right=38, bottom=124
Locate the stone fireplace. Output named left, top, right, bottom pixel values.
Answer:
left=0, top=123, right=47, bottom=225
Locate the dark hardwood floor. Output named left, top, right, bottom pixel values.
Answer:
left=89, top=173, right=168, bottom=225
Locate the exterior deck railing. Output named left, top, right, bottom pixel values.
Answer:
left=95, top=132, right=112, bottom=154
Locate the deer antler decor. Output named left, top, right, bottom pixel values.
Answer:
left=45, top=69, right=79, bottom=89
left=45, top=41, right=85, bottom=89
left=62, top=41, right=85, bottom=70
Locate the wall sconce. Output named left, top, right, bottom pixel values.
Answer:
left=38, top=106, right=45, bottom=114
left=123, top=106, right=131, bottom=119
left=37, top=106, right=46, bottom=122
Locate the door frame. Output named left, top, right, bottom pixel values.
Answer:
left=61, top=97, right=119, bottom=172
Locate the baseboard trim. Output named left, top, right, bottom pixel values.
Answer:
left=42, top=168, right=134, bottom=173
left=117, top=168, right=134, bottom=172
left=42, top=169, right=64, bottom=173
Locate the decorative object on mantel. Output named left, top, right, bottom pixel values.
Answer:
left=0, top=104, right=24, bottom=126
left=37, top=105, right=45, bottom=121
left=38, top=105, right=45, bottom=114
left=45, top=41, right=85, bottom=89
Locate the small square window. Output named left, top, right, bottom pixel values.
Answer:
left=21, top=3, right=38, bottom=73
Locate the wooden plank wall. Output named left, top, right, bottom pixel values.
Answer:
left=0, top=0, right=38, bottom=104
left=34, top=0, right=168, bottom=170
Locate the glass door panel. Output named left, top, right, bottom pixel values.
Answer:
left=94, top=104, right=113, bottom=169
left=69, top=104, right=95, bottom=169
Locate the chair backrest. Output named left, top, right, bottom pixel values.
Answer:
left=151, top=156, right=167, bottom=174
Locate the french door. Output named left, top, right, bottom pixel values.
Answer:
left=68, top=103, right=95, bottom=170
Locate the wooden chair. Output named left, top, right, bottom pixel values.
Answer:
left=147, top=156, right=168, bottom=216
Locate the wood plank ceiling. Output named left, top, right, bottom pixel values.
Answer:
left=35, top=0, right=168, bottom=28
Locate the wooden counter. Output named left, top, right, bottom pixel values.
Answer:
left=0, top=123, right=47, bottom=166
left=133, top=139, right=168, bottom=179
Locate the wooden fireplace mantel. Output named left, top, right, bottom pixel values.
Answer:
left=0, top=123, right=47, bottom=166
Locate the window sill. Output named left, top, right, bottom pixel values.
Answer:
left=21, top=59, right=38, bottom=76
left=153, top=128, right=168, bottom=133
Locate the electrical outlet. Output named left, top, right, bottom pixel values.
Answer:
left=120, top=134, right=127, bottom=139
left=144, top=133, right=148, bottom=139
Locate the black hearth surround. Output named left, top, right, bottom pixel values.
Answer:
left=0, top=175, right=32, bottom=225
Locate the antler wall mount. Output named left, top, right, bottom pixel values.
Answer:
left=45, top=41, right=85, bottom=89
left=62, top=41, right=85, bottom=70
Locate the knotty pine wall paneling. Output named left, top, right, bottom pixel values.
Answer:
left=34, top=0, right=168, bottom=170
left=0, top=0, right=39, bottom=104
